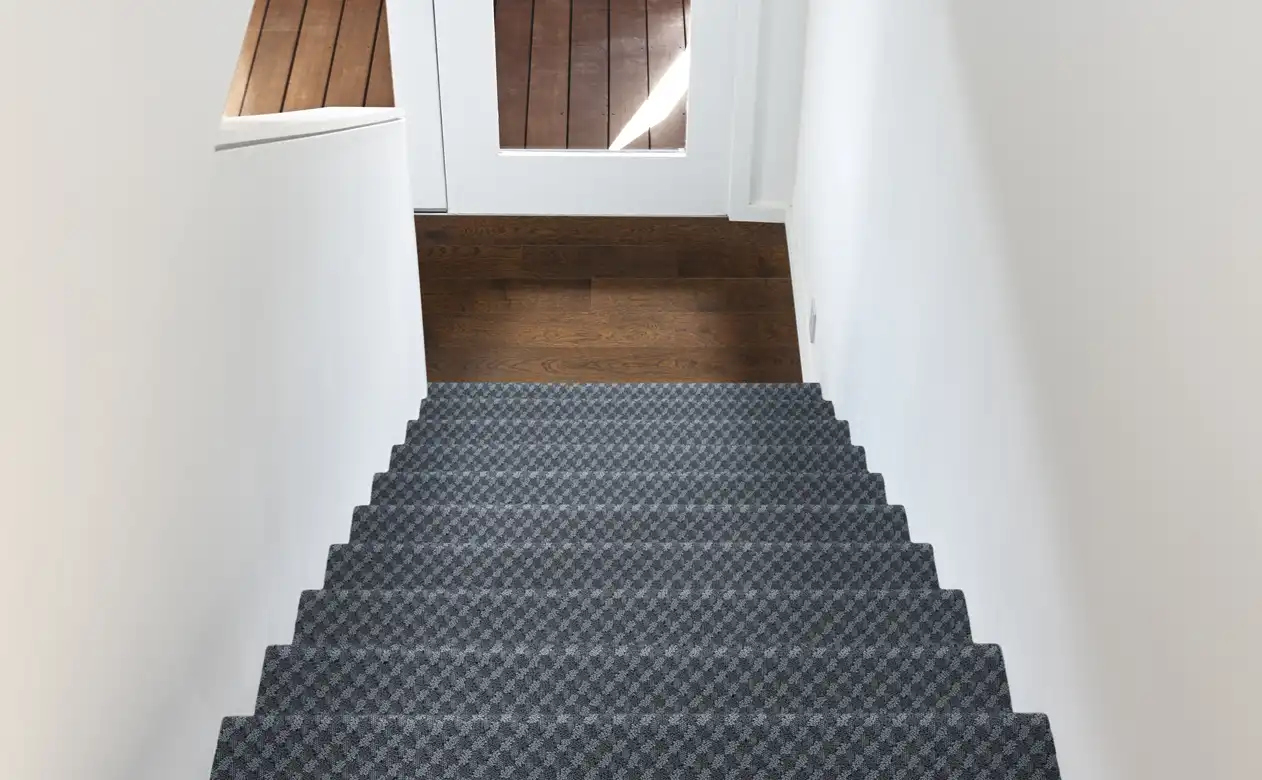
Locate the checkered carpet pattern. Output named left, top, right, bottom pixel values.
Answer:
left=210, top=382, right=1061, bottom=779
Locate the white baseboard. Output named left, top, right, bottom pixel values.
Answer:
left=729, top=201, right=788, bottom=223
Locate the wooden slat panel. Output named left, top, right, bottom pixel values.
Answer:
left=326, top=0, right=381, bottom=106
left=609, top=0, right=650, bottom=150
left=526, top=0, right=572, bottom=148
left=646, top=0, right=687, bottom=149
left=426, top=347, right=802, bottom=383
left=416, top=216, right=786, bottom=246
left=495, top=0, right=533, bottom=148
left=365, top=5, right=394, bottom=106
left=590, top=279, right=795, bottom=313
left=224, top=0, right=270, bottom=116
left=568, top=0, right=610, bottom=149
left=283, top=0, right=343, bottom=110
left=422, top=280, right=593, bottom=314
left=241, top=0, right=306, bottom=115
left=424, top=311, right=799, bottom=349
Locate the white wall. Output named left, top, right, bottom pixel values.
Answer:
left=729, top=0, right=808, bottom=221
left=0, top=4, right=426, bottom=777
left=790, top=2, right=1262, bottom=778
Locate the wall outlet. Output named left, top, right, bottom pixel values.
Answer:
left=809, top=298, right=817, bottom=344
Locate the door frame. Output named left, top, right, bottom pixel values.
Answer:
left=431, top=0, right=735, bottom=216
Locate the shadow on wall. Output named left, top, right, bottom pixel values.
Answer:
left=792, top=2, right=1262, bottom=779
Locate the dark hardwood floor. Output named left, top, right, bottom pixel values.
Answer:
left=416, top=216, right=802, bottom=382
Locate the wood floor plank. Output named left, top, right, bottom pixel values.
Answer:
left=325, top=0, right=381, bottom=106
left=416, top=216, right=786, bottom=246
left=283, top=0, right=343, bottom=110
left=365, top=5, right=394, bottom=107
left=421, top=245, right=683, bottom=280
left=526, top=0, right=572, bottom=148
left=646, top=0, right=687, bottom=149
left=609, top=0, right=650, bottom=150
left=426, top=347, right=802, bottom=383
left=590, top=278, right=795, bottom=313
left=495, top=0, right=534, bottom=148
left=568, top=0, right=610, bottom=149
left=241, top=0, right=306, bottom=115
left=422, top=280, right=593, bottom=314
left=224, top=0, right=270, bottom=116
left=424, top=311, right=799, bottom=349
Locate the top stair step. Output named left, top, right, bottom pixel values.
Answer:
left=417, top=396, right=835, bottom=421
left=426, top=382, right=824, bottom=402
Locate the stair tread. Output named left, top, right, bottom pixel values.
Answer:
left=323, top=542, right=938, bottom=591
left=389, top=443, right=867, bottom=472
left=426, top=381, right=825, bottom=399
left=369, top=470, right=886, bottom=505
left=294, top=589, right=974, bottom=647
left=255, top=642, right=1011, bottom=715
left=212, top=712, right=1059, bottom=780
left=350, top=504, right=912, bottom=544
left=406, top=418, right=852, bottom=446
left=417, top=397, right=835, bottom=420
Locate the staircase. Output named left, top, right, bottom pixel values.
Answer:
left=210, top=382, right=1061, bottom=779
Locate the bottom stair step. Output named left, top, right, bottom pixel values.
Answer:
left=256, top=643, right=1012, bottom=715
left=213, top=712, right=1060, bottom=779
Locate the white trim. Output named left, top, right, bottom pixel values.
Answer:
left=784, top=206, right=818, bottom=383
left=387, top=0, right=448, bottom=211
left=728, top=200, right=788, bottom=224
left=433, top=0, right=734, bottom=216
left=726, top=0, right=765, bottom=222
left=216, top=107, right=402, bottom=149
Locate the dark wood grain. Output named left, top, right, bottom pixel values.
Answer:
left=609, top=0, right=650, bottom=150
left=365, top=5, right=393, bottom=107
left=426, top=347, right=800, bottom=383
left=283, top=0, right=343, bottom=110
left=224, top=0, right=270, bottom=116
left=495, top=0, right=533, bottom=148
left=422, top=279, right=593, bottom=314
left=416, top=216, right=787, bottom=248
left=526, top=0, right=572, bottom=148
left=241, top=0, right=305, bottom=115
left=418, top=217, right=801, bottom=383
left=646, top=0, right=687, bottom=149
left=425, top=311, right=798, bottom=349
left=568, top=0, right=610, bottom=149
left=590, top=279, right=795, bottom=312
left=325, top=0, right=381, bottom=106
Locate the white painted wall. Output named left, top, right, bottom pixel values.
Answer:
left=729, top=0, right=807, bottom=221
left=0, top=3, right=426, bottom=777
left=386, top=0, right=449, bottom=210
left=790, top=2, right=1262, bottom=778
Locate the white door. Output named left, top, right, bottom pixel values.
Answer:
left=432, top=0, right=735, bottom=216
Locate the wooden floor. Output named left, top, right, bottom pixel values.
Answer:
left=225, top=0, right=394, bottom=116
left=417, top=216, right=801, bottom=383
left=496, top=0, right=691, bottom=150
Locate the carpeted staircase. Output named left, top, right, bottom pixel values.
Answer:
left=210, top=382, right=1061, bottom=779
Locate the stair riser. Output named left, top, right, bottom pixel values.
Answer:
left=213, top=714, right=1060, bottom=780
left=425, top=382, right=824, bottom=402
left=323, top=544, right=937, bottom=591
left=256, top=646, right=1012, bottom=715
left=349, top=505, right=911, bottom=545
left=369, top=472, right=886, bottom=505
left=417, top=398, right=836, bottom=421
left=294, top=591, right=974, bottom=647
left=406, top=420, right=852, bottom=447
left=390, top=444, right=866, bottom=472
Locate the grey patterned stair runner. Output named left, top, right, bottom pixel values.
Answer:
left=210, top=382, right=1060, bottom=779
